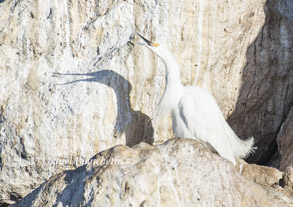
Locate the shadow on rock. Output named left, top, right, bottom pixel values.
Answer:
left=227, top=0, right=293, bottom=166
left=54, top=70, right=154, bottom=147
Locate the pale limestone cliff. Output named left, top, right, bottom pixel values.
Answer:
left=0, top=0, right=292, bottom=205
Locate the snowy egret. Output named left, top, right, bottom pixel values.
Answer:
left=137, top=33, right=254, bottom=165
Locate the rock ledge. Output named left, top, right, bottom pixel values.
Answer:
left=13, top=138, right=293, bottom=207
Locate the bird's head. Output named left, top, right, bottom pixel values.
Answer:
left=136, top=33, right=169, bottom=59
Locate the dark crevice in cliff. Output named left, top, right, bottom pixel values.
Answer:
left=227, top=0, right=293, bottom=167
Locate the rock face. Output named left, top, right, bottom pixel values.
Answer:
left=12, top=139, right=293, bottom=207
left=282, top=166, right=293, bottom=197
left=237, top=160, right=283, bottom=187
left=277, top=107, right=293, bottom=170
left=227, top=0, right=293, bottom=165
left=0, top=0, right=292, bottom=205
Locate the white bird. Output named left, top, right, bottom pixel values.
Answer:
left=137, top=33, right=254, bottom=165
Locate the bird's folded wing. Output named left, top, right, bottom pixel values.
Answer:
left=178, top=93, right=228, bottom=147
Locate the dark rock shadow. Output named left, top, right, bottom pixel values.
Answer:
left=227, top=0, right=293, bottom=166
left=55, top=70, right=154, bottom=147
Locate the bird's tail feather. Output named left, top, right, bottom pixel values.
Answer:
left=233, top=136, right=256, bottom=159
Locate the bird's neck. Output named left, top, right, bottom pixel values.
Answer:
left=156, top=54, right=184, bottom=116
left=164, top=59, right=182, bottom=87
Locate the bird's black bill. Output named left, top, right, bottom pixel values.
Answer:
left=136, top=33, right=153, bottom=46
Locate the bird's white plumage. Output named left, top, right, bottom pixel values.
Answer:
left=175, top=86, right=237, bottom=164
left=137, top=33, right=254, bottom=165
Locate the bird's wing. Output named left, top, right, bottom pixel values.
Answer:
left=178, top=87, right=243, bottom=165
left=178, top=88, right=231, bottom=148
left=178, top=94, right=210, bottom=143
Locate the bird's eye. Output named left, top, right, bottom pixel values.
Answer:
left=152, top=43, right=159, bottom=47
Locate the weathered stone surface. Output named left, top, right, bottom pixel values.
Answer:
left=0, top=0, right=292, bottom=205
left=236, top=160, right=293, bottom=198
left=282, top=166, right=293, bottom=197
left=12, top=139, right=293, bottom=207
left=227, top=0, right=293, bottom=165
left=237, top=159, right=283, bottom=187
left=277, top=107, right=293, bottom=170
